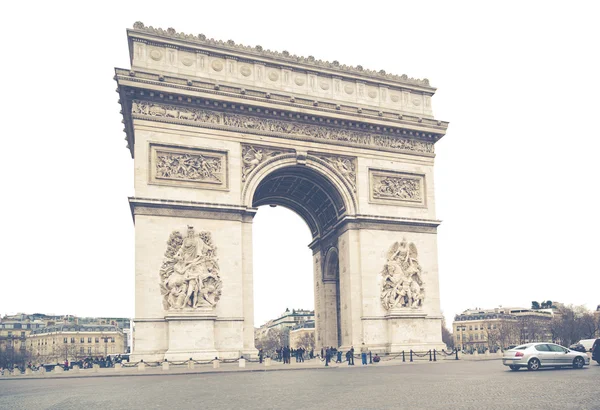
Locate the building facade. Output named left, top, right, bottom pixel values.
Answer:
left=28, top=324, right=126, bottom=364
left=453, top=307, right=553, bottom=352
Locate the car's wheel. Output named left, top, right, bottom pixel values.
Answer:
left=509, top=365, right=520, bottom=371
left=527, top=358, right=540, bottom=371
left=573, top=357, right=585, bottom=369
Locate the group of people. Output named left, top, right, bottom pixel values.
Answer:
left=322, top=343, right=380, bottom=366
left=263, top=347, right=313, bottom=363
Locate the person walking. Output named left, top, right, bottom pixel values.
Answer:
left=361, top=343, right=369, bottom=365
left=349, top=346, right=355, bottom=365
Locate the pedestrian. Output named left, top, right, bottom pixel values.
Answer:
left=258, top=348, right=264, bottom=364
left=325, top=347, right=331, bottom=367
left=349, top=346, right=355, bottom=365
left=336, top=349, right=342, bottom=363
left=373, top=353, right=380, bottom=363
left=361, top=343, right=368, bottom=365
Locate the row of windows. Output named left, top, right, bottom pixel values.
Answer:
left=456, top=324, right=497, bottom=332
left=456, top=333, right=487, bottom=341
left=62, top=337, right=115, bottom=343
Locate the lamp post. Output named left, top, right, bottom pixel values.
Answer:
left=103, top=337, right=109, bottom=357
left=457, top=325, right=467, bottom=352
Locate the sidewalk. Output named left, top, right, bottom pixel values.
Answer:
left=0, top=355, right=460, bottom=381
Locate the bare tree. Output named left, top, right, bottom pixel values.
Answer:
left=441, top=322, right=454, bottom=349
left=297, top=333, right=315, bottom=351
left=255, top=327, right=290, bottom=357
left=551, top=304, right=597, bottom=346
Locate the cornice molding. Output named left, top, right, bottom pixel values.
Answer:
left=114, top=68, right=448, bottom=130
left=130, top=22, right=434, bottom=89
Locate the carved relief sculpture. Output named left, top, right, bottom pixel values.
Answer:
left=156, top=151, right=222, bottom=183
left=159, top=226, right=223, bottom=310
left=370, top=170, right=425, bottom=205
left=381, top=239, right=425, bottom=310
left=241, top=144, right=290, bottom=182
left=149, top=143, right=228, bottom=190
left=373, top=176, right=421, bottom=202
left=132, top=100, right=434, bottom=155
left=317, top=154, right=357, bottom=192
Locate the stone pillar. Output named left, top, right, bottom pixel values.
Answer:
left=162, top=361, right=170, bottom=371
left=187, top=360, right=195, bottom=370
left=238, top=358, right=246, bottom=368
left=25, top=368, right=33, bottom=376
left=241, top=213, right=258, bottom=357
left=212, top=359, right=220, bottom=369
left=53, top=366, right=63, bottom=374
left=265, top=358, right=271, bottom=367
left=92, top=364, right=100, bottom=372
left=71, top=365, right=79, bottom=373
left=115, top=363, right=122, bottom=372
left=138, top=362, right=146, bottom=371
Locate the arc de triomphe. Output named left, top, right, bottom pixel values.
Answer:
left=115, top=23, right=449, bottom=361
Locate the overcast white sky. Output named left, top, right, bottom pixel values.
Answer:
left=1, top=1, right=598, bottom=327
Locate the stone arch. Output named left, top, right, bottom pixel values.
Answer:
left=243, top=155, right=357, bottom=239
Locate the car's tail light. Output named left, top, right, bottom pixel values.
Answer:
left=515, top=351, right=524, bottom=357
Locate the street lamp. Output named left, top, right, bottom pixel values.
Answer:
left=102, top=337, right=109, bottom=357
left=457, top=325, right=467, bottom=352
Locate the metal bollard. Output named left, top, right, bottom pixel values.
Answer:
left=402, top=351, right=405, bottom=362
left=455, top=349, right=459, bottom=360
left=410, top=350, right=413, bottom=362
left=433, top=350, right=437, bottom=362
left=429, top=350, right=432, bottom=361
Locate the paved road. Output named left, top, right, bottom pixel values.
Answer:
left=1, top=360, right=599, bottom=409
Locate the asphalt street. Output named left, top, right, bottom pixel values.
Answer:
left=1, top=360, right=599, bottom=410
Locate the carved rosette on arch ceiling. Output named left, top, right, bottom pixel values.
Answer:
left=159, top=226, right=222, bottom=310
left=380, top=239, right=425, bottom=310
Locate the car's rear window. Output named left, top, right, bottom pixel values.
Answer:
left=515, top=345, right=531, bottom=350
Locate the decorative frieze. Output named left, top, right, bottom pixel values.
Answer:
left=314, top=153, right=357, bottom=192
left=369, top=169, right=425, bottom=206
left=241, top=144, right=292, bottom=182
left=133, top=101, right=434, bottom=155
left=149, top=143, right=228, bottom=190
left=159, top=226, right=222, bottom=310
left=381, top=239, right=425, bottom=310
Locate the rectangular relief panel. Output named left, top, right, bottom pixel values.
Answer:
left=369, top=168, right=426, bottom=207
left=149, top=142, right=228, bottom=190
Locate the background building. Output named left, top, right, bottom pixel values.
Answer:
left=453, top=306, right=553, bottom=352
left=28, top=324, right=125, bottom=364
left=1, top=313, right=130, bottom=368
left=289, top=321, right=315, bottom=350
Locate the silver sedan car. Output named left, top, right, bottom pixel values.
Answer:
left=502, top=342, right=590, bottom=371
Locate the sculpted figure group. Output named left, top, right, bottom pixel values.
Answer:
left=159, top=226, right=222, bottom=310
left=381, top=239, right=425, bottom=310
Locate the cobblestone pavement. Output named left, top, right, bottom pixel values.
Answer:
left=1, top=360, right=599, bottom=410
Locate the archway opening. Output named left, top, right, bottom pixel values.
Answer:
left=251, top=165, right=347, bottom=355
